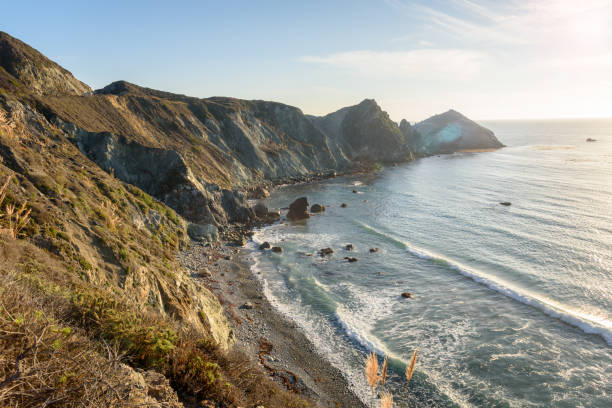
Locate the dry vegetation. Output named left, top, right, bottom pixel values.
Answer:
left=364, top=350, right=418, bottom=408
left=0, top=106, right=312, bottom=406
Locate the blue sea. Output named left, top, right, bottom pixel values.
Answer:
left=248, top=119, right=612, bottom=407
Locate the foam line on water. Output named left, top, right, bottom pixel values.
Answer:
left=357, top=221, right=612, bottom=346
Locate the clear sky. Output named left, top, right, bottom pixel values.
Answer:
left=4, top=0, right=612, bottom=121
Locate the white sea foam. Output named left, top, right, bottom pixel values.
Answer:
left=357, top=222, right=612, bottom=346
left=245, top=243, right=373, bottom=405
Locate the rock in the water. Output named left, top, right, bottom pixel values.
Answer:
left=253, top=203, right=281, bottom=222
left=310, top=203, right=325, bottom=213
left=344, top=257, right=358, bottom=262
left=352, top=189, right=358, bottom=194
left=271, top=246, right=283, bottom=253
left=500, top=202, right=512, bottom=206
left=287, top=197, right=310, bottom=220
left=187, top=223, right=219, bottom=242
left=586, top=138, right=597, bottom=142
left=401, top=292, right=412, bottom=298
left=253, top=202, right=269, bottom=217
left=340, top=203, right=347, bottom=208
left=369, top=247, right=379, bottom=253
left=345, top=244, right=354, bottom=251
left=252, top=186, right=270, bottom=199
left=319, top=247, right=334, bottom=256
left=259, top=241, right=271, bottom=250
left=266, top=209, right=281, bottom=221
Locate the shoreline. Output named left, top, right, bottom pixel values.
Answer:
left=179, top=241, right=367, bottom=408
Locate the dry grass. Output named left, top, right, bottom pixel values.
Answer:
left=365, top=351, right=380, bottom=408
left=380, top=392, right=393, bottom=408
left=0, top=236, right=311, bottom=408
left=364, top=349, right=418, bottom=408
left=381, top=354, right=389, bottom=386
left=0, top=270, right=136, bottom=407
left=0, top=108, right=19, bottom=140
left=405, top=349, right=418, bottom=384
left=0, top=176, right=31, bottom=238
left=98, top=200, right=119, bottom=231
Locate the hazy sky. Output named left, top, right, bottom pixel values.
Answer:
left=4, top=0, right=612, bottom=121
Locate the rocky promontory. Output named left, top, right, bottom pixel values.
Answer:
left=411, top=109, right=504, bottom=155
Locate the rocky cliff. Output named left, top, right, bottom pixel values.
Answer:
left=412, top=109, right=504, bottom=155
left=0, top=32, right=91, bottom=96
left=308, top=99, right=414, bottom=163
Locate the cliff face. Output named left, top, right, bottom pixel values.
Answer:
left=308, top=99, right=414, bottom=163
left=30, top=81, right=422, bottom=226
left=0, top=32, right=91, bottom=96
left=412, top=109, right=504, bottom=155
left=0, top=30, right=506, bottom=235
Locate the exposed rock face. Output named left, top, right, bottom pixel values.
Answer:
left=309, top=99, right=413, bottom=163
left=55, top=118, right=254, bottom=226
left=116, top=365, right=184, bottom=408
left=187, top=223, right=219, bottom=242
left=287, top=197, right=310, bottom=220
left=251, top=186, right=270, bottom=199
left=412, top=109, right=504, bottom=155
left=0, top=94, right=235, bottom=353
left=0, top=32, right=91, bottom=96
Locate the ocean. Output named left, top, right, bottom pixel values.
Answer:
left=248, top=118, right=612, bottom=407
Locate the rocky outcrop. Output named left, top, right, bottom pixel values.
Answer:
left=412, top=109, right=503, bottom=155
left=0, top=32, right=91, bottom=96
left=118, top=365, right=184, bottom=408
left=287, top=197, right=310, bottom=220
left=55, top=118, right=254, bottom=226
left=310, top=203, right=325, bottom=213
left=0, top=94, right=235, bottom=353
left=309, top=99, right=413, bottom=163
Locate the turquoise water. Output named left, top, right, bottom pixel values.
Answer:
left=248, top=119, right=612, bottom=407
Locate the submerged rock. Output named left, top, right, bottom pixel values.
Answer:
left=340, top=203, right=347, bottom=208
left=345, top=244, right=355, bottom=251
left=344, top=257, right=358, bottom=263
left=287, top=197, right=310, bottom=220
left=500, top=202, right=512, bottom=206
left=319, top=247, right=334, bottom=256
left=586, top=138, right=597, bottom=142
left=369, top=247, right=379, bottom=253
